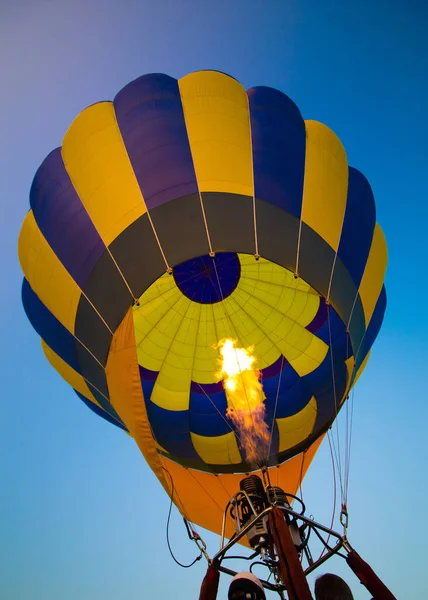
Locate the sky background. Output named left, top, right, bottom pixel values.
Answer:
left=1, top=1, right=427, bottom=598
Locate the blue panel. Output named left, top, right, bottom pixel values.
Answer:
left=75, top=391, right=128, bottom=431
left=248, top=86, right=305, bottom=217
left=337, top=167, right=376, bottom=287
left=145, top=399, right=199, bottom=460
left=261, top=361, right=299, bottom=399
left=174, top=252, right=240, bottom=303
left=316, top=307, right=350, bottom=356
left=358, top=285, right=387, bottom=368
left=30, top=148, right=105, bottom=288
left=313, top=360, right=348, bottom=431
left=114, top=73, right=198, bottom=210
left=189, top=388, right=230, bottom=436
left=189, top=388, right=228, bottom=414
left=269, top=380, right=313, bottom=419
left=189, top=409, right=232, bottom=437
left=306, top=297, right=328, bottom=333
left=22, top=279, right=80, bottom=372
left=138, top=365, right=158, bottom=400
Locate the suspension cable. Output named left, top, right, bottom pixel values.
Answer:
left=163, top=468, right=204, bottom=568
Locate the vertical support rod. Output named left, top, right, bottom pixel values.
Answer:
left=268, top=507, right=314, bottom=600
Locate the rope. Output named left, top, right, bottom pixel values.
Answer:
left=163, top=468, right=203, bottom=568
left=318, top=432, right=338, bottom=560
left=327, top=305, right=345, bottom=501
left=267, top=355, right=285, bottom=458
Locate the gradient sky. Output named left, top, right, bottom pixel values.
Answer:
left=1, top=1, right=427, bottom=598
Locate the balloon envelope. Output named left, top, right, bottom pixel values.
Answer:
left=18, top=70, right=387, bottom=535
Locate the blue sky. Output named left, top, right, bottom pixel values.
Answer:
left=1, top=1, right=427, bottom=598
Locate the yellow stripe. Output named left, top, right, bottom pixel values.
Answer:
left=18, top=212, right=80, bottom=333
left=276, top=397, right=317, bottom=452
left=105, top=308, right=170, bottom=494
left=358, top=223, right=387, bottom=325
left=179, top=71, right=254, bottom=195
left=191, top=431, right=242, bottom=465
left=41, top=340, right=99, bottom=405
left=352, top=351, right=370, bottom=387
left=62, top=102, right=147, bottom=246
left=301, top=121, right=348, bottom=251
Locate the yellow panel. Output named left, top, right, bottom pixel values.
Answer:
left=358, top=224, right=388, bottom=325
left=18, top=212, right=80, bottom=333
left=41, top=340, right=99, bottom=405
left=135, top=292, right=190, bottom=372
left=230, top=288, right=328, bottom=374
left=62, top=102, right=146, bottom=246
left=301, top=121, right=348, bottom=251
left=105, top=308, right=169, bottom=495
left=276, top=397, right=317, bottom=452
left=151, top=302, right=201, bottom=411
left=191, top=431, right=242, bottom=465
left=289, top=334, right=329, bottom=377
left=178, top=71, right=253, bottom=195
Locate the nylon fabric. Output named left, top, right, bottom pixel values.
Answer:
left=358, top=224, right=388, bottom=325
left=158, top=435, right=323, bottom=543
left=105, top=308, right=169, bottom=495
left=190, top=431, right=242, bottom=465
left=62, top=102, right=147, bottom=246
left=301, top=121, right=348, bottom=252
left=18, top=212, right=80, bottom=333
left=276, top=396, right=317, bottom=452
left=179, top=71, right=254, bottom=196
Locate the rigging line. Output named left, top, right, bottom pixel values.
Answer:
left=79, top=291, right=114, bottom=335
left=318, top=432, right=338, bottom=560
left=162, top=468, right=203, bottom=569
left=73, top=334, right=108, bottom=370
left=105, top=246, right=139, bottom=303
left=298, top=450, right=305, bottom=502
left=344, top=334, right=350, bottom=503
left=327, top=304, right=345, bottom=500
left=267, top=355, right=285, bottom=459
left=186, top=467, right=227, bottom=518
left=145, top=210, right=171, bottom=271
left=344, top=386, right=356, bottom=505
left=197, top=191, right=214, bottom=255
left=295, top=211, right=304, bottom=277
left=328, top=422, right=345, bottom=502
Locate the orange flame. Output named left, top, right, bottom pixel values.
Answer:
left=215, top=339, right=270, bottom=463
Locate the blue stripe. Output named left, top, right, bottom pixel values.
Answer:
left=357, top=285, right=387, bottom=368
left=313, top=360, right=348, bottom=431
left=29, top=148, right=105, bottom=288
left=22, top=279, right=80, bottom=372
left=114, top=74, right=198, bottom=210
left=189, top=389, right=230, bottom=436
left=75, top=391, right=128, bottom=431
left=145, top=399, right=200, bottom=461
left=337, top=167, right=376, bottom=287
left=248, top=86, right=305, bottom=218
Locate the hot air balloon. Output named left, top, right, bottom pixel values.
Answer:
left=18, top=71, right=392, bottom=599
